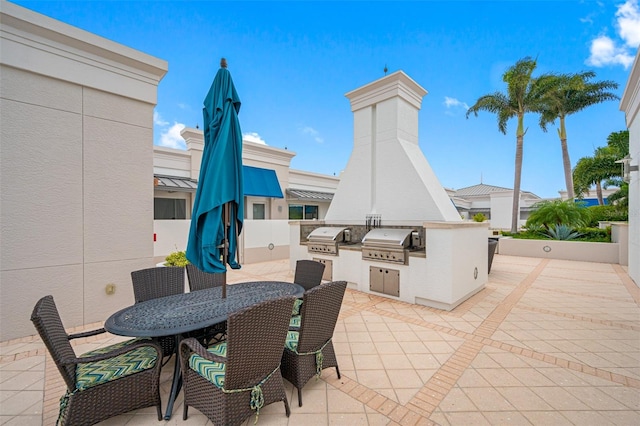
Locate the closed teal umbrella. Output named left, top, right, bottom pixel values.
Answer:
left=186, top=58, right=243, bottom=296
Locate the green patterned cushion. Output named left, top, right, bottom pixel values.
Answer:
left=79, top=338, right=147, bottom=357
left=292, top=298, right=303, bottom=316
left=188, top=342, right=227, bottom=388
left=289, top=315, right=301, bottom=329
left=75, top=341, right=158, bottom=391
left=285, top=330, right=299, bottom=351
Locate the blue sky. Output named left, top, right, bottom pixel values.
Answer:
left=11, top=0, right=639, bottom=198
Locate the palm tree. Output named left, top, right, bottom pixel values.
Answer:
left=537, top=71, right=619, bottom=199
left=466, top=57, right=544, bottom=233
left=573, top=130, right=629, bottom=205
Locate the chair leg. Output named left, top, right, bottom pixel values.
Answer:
left=336, top=365, right=341, bottom=379
left=284, top=396, right=291, bottom=417
left=298, top=387, right=303, bottom=407
left=156, top=404, right=163, bottom=421
left=183, top=403, right=188, bottom=420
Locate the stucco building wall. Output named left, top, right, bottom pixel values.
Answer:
left=620, top=50, right=640, bottom=286
left=0, top=2, right=167, bottom=340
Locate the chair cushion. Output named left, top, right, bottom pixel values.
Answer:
left=285, top=330, right=299, bottom=352
left=289, top=315, right=301, bottom=329
left=291, top=298, right=303, bottom=316
left=188, top=341, right=227, bottom=387
left=75, top=339, right=158, bottom=391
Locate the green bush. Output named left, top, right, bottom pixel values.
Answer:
left=504, top=226, right=611, bottom=242
left=164, top=251, right=189, bottom=267
left=573, top=227, right=611, bottom=242
left=586, top=205, right=628, bottom=227
left=525, top=199, right=591, bottom=229
left=472, top=213, right=487, bottom=222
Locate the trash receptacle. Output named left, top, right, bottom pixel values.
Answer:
left=488, top=238, right=499, bottom=273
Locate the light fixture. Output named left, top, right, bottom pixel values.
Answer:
left=615, top=155, right=638, bottom=183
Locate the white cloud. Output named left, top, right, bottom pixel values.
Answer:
left=617, top=0, right=640, bottom=47
left=243, top=132, right=267, bottom=145
left=158, top=122, right=186, bottom=149
left=153, top=111, right=169, bottom=126
left=301, top=126, right=324, bottom=144
left=586, top=0, right=639, bottom=69
left=586, top=35, right=635, bottom=68
left=444, top=96, right=469, bottom=110
left=443, top=97, right=469, bottom=116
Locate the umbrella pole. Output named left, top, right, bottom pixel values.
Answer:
left=222, top=202, right=229, bottom=298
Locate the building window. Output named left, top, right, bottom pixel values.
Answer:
left=289, top=204, right=318, bottom=220
left=289, top=205, right=303, bottom=220
left=304, top=205, right=318, bottom=219
left=154, top=198, right=186, bottom=220
left=253, top=203, right=265, bottom=220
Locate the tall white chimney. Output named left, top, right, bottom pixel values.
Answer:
left=325, top=71, right=461, bottom=224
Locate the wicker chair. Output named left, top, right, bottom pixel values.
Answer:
left=31, top=295, right=163, bottom=425
left=131, top=266, right=185, bottom=356
left=293, top=259, right=325, bottom=291
left=180, top=296, right=296, bottom=426
left=186, top=263, right=225, bottom=292
left=281, top=280, right=347, bottom=406
left=185, top=263, right=227, bottom=344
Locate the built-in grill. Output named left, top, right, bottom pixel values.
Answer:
left=307, top=227, right=351, bottom=256
left=362, top=228, right=418, bottom=264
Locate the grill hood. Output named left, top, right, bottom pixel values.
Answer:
left=307, top=226, right=348, bottom=242
left=362, top=228, right=413, bottom=248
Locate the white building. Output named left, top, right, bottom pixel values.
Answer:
left=152, top=129, right=339, bottom=265
left=448, top=183, right=542, bottom=228
left=1, top=1, right=168, bottom=340
left=620, top=50, right=640, bottom=287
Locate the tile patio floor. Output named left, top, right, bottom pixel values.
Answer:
left=1, top=254, right=639, bottom=425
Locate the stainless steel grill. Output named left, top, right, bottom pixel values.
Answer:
left=361, top=228, right=415, bottom=264
left=307, top=227, right=350, bottom=256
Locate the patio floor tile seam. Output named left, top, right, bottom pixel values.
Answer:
left=614, top=263, right=640, bottom=305
left=531, top=286, right=634, bottom=303
left=367, top=296, right=640, bottom=389
left=515, top=305, right=640, bottom=331
left=474, top=259, right=549, bottom=337
left=406, top=340, right=484, bottom=418
left=323, top=374, right=433, bottom=425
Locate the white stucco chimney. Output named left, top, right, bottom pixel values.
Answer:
left=324, top=71, right=461, bottom=225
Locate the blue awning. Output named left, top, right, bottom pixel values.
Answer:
left=243, top=166, right=283, bottom=198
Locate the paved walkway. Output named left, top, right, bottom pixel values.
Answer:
left=1, top=255, right=639, bottom=425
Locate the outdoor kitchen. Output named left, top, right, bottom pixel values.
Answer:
left=290, top=70, right=488, bottom=310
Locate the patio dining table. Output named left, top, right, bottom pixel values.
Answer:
left=104, top=281, right=304, bottom=420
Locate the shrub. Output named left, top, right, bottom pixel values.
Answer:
left=525, top=199, right=591, bottom=229
left=586, top=205, right=628, bottom=227
left=574, top=227, right=611, bottom=242
left=472, top=213, right=487, bottom=222
left=164, top=250, right=189, bottom=267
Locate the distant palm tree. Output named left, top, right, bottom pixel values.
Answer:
left=573, top=130, right=629, bottom=205
left=537, top=71, right=619, bottom=199
left=466, top=57, right=545, bottom=233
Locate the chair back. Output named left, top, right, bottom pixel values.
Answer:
left=186, top=264, right=225, bottom=292
left=293, top=260, right=325, bottom=291
left=131, top=266, right=184, bottom=303
left=30, top=295, right=77, bottom=390
left=296, top=281, right=347, bottom=353
left=224, top=296, right=296, bottom=390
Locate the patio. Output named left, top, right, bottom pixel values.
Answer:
left=1, top=254, right=639, bottom=425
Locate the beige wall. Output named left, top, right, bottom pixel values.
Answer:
left=620, top=51, right=639, bottom=286
left=0, top=2, right=167, bottom=340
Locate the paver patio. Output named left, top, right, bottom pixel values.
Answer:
left=1, top=254, right=639, bottom=425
